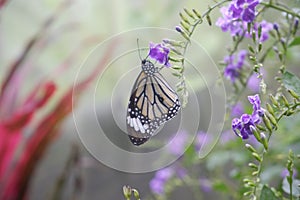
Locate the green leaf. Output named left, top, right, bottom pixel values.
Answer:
left=282, top=71, right=300, bottom=97
left=289, top=37, right=300, bottom=47
left=260, top=185, right=280, bottom=200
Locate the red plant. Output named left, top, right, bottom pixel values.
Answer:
left=0, top=1, right=117, bottom=199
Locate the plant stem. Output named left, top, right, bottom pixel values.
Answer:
left=260, top=2, right=300, bottom=18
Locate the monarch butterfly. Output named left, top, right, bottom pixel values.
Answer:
left=126, top=43, right=181, bottom=146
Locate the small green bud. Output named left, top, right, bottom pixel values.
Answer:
left=123, top=185, right=132, bottom=199
left=249, top=55, right=256, bottom=61
left=266, top=103, right=275, bottom=116
left=169, top=56, right=184, bottom=63
left=260, top=132, right=268, bottom=150
left=248, top=163, right=258, bottom=170
left=184, top=8, right=196, bottom=19
left=250, top=125, right=261, bottom=142
left=288, top=89, right=300, bottom=101
left=243, top=178, right=251, bottom=183
left=278, top=52, right=283, bottom=62
left=252, top=30, right=256, bottom=43
left=179, top=12, right=190, bottom=25
left=252, top=152, right=262, bottom=162
left=256, top=124, right=267, bottom=132
left=172, top=65, right=183, bottom=70
left=269, top=94, right=279, bottom=108
left=163, top=39, right=184, bottom=47
left=243, top=191, right=252, bottom=196
left=286, top=110, right=295, bottom=116
left=248, top=45, right=255, bottom=53
left=247, top=23, right=251, bottom=34
left=252, top=170, right=259, bottom=176
left=180, top=21, right=190, bottom=33
left=258, top=42, right=262, bottom=52
left=266, top=112, right=277, bottom=127
left=132, top=189, right=141, bottom=200
left=245, top=143, right=257, bottom=153
left=206, top=15, right=212, bottom=26
left=246, top=181, right=256, bottom=187
left=192, top=9, right=202, bottom=19
left=280, top=95, right=289, bottom=107
left=258, top=25, right=262, bottom=40
left=263, top=114, right=273, bottom=132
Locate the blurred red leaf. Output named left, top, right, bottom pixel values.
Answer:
left=0, top=39, right=117, bottom=200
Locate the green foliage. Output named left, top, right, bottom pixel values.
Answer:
left=289, top=37, right=300, bottom=47
left=260, top=185, right=280, bottom=200
left=283, top=71, right=300, bottom=98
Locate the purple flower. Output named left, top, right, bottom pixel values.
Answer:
left=149, top=167, right=174, bottom=195
left=245, top=20, right=273, bottom=42
left=216, top=6, right=246, bottom=36
left=224, top=50, right=248, bottom=82
left=168, top=131, right=188, bottom=156
left=149, top=42, right=170, bottom=67
left=149, top=178, right=165, bottom=195
left=229, top=0, right=259, bottom=22
left=232, top=94, right=264, bottom=139
left=155, top=167, right=174, bottom=181
left=199, top=178, right=212, bottom=193
left=232, top=114, right=254, bottom=139
left=281, top=168, right=298, bottom=178
left=248, top=94, right=261, bottom=111
left=231, top=102, right=244, bottom=117
left=247, top=74, right=260, bottom=92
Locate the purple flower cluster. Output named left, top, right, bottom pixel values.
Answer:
left=246, top=20, right=274, bottom=42
left=216, top=0, right=273, bottom=42
left=224, top=50, right=247, bottom=82
left=149, top=42, right=171, bottom=67
left=232, top=94, right=265, bottom=139
left=149, top=167, right=174, bottom=195
left=229, top=0, right=260, bottom=22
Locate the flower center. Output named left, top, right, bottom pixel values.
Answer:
left=243, top=2, right=249, bottom=9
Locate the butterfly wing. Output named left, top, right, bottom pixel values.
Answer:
left=126, top=71, right=180, bottom=146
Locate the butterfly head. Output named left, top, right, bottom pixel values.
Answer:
left=141, top=59, right=158, bottom=75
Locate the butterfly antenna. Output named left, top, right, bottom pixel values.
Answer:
left=136, top=38, right=143, bottom=61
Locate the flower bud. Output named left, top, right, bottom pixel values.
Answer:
left=269, top=94, right=279, bottom=108
left=245, top=143, right=257, bottom=153
left=206, top=15, right=212, bottom=26
left=123, top=185, right=132, bottom=199
left=252, top=152, right=262, bottom=162
left=260, top=132, right=268, bottom=150
left=179, top=12, right=190, bottom=24
left=250, top=125, right=261, bottom=142
left=248, top=162, right=258, bottom=170
left=192, top=9, right=202, bottom=19
left=280, top=95, right=289, bottom=107
left=184, top=8, right=195, bottom=19
left=175, top=26, right=183, bottom=33
left=263, top=114, right=273, bottom=132
left=288, top=89, right=300, bottom=101
left=132, top=189, right=141, bottom=200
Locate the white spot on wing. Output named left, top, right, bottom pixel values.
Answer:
left=132, top=118, right=139, bottom=131
left=136, top=118, right=145, bottom=133
left=127, top=116, right=130, bottom=124
left=143, top=124, right=149, bottom=129
left=130, top=118, right=133, bottom=127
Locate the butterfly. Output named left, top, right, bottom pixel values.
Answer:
left=126, top=54, right=181, bottom=146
